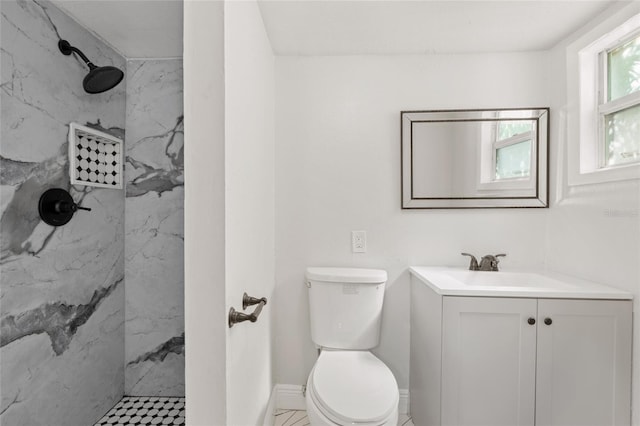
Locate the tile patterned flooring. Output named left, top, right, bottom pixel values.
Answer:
left=94, top=396, right=185, bottom=425
left=274, top=409, right=414, bottom=426
left=95, top=399, right=412, bottom=426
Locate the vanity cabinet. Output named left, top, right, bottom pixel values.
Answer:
left=410, top=277, right=632, bottom=426
left=441, top=297, right=537, bottom=426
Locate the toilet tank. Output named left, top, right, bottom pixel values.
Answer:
left=306, top=267, right=387, bottom=350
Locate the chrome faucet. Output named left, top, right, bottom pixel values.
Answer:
left=461, top=253, right=506, bottom=271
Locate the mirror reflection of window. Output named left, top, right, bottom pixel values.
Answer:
left=496, top=140, right=531, bottom=179
left=493, top=121, right=534, bottom=181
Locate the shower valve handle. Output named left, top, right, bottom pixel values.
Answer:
left=39, top=188, right=91, bottom=226
left=54, top=200, right=91, bottom=213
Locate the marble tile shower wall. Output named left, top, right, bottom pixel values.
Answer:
left=124, top=59, right=184, bottom=396
left=1, top=0, right=126, bottom=425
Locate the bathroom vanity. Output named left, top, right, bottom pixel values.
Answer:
left=409, top=267, right=633, bottom=426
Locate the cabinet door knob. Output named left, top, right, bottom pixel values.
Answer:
left=527, top=317, right=536, bottom=325
left=544, top=317, right=552, bottom=325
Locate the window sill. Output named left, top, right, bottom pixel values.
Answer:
left=568, top=162, right=640, bottom=186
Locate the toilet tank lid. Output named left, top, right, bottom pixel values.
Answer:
left=306, top=267, right=387, bottom=284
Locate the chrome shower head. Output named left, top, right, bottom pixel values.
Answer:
left=58, top=39, right=123, bottom=94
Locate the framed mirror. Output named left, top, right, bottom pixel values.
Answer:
left=401, top=108, right=549, bottom=209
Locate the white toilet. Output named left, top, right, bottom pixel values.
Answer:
left=305, top=267, right=399, bottom=426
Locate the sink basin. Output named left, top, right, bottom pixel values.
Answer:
left=409, top=266, right=632, bottom=299
left=443, top=270, right=574, bottom=289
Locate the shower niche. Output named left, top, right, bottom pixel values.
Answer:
left=69, top=122, right=123, bottom=189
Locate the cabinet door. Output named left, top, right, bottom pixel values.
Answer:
left=442, top=297, right=537, bottom=426
left=535, top=299, right=632, bottom=426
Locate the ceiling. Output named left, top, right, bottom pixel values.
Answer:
left=51, top=0, right=184, bottom=58
left=259, top=0, right=619, bottom=55
left=51, top=0, right=619, bottom=58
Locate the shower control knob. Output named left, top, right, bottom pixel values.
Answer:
left=39, top=188, right=91, bottom=227
left=527, top=317, right=536, bottom=325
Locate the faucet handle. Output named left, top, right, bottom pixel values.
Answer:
left=481, top=253, right=506, bottom=271
left=461, top=253, right=479, bottom=270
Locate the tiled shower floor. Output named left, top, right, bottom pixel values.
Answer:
left=274, top=409, right=414, bottom=426
left=94, top=396, right=185, bottom=426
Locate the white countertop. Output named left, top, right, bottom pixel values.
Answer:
left=409, top=266, right=633, bottom=300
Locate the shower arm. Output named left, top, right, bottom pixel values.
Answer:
left=58, top=40, right=97, bottom=70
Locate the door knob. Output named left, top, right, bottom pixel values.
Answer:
left=544, top=317, right=552, bottom=325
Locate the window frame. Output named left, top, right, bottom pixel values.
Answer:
left=567, top=7, right=640, bottom=186
left=492, top=128, right=534, bottom=181
left=597, top=30, right=640, bottom=169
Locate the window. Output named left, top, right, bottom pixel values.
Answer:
left=567, top=8, right=640, bottom=185
left=600, top=33, right=640, bottom=167
left=493, top=121, right=533, bottom=180
left=475, top=113, right=541, bottom=195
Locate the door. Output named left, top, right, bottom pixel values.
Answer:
left=535, top=299, right=632, bottom=426
left=442, top=297, right=538, bottom=426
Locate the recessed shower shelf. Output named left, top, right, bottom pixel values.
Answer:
left=69, top=123, right=123, bottom=189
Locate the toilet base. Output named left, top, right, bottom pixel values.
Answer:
left=305, top=380, right=399, bottom=426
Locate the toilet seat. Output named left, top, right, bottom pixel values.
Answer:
left=308, top=351, right=399, bottom=425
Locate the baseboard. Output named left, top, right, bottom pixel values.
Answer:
left=273, top=384, right=409, bottom=415
left=398, top=389, right=409, bottom=416
left=262, top=385, right=278, bottom=426
left=275, top=384, right=307, bottom=410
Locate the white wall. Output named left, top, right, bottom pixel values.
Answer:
left=545, top=3, right=640, bottom=423
left=225, top=2, right=276, bottom=425
left=184, top=1, right=227, bottom=424
left=274, top=53, right=551, bottom=390
left=185, top=2, right=275, bottom=424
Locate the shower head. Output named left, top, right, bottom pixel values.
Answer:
left=58, top=39, right=123, bottom=94
left=83, top=65, right=124, bottom=94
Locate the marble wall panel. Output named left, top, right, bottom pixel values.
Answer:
left=124, top=59, right=184, bottom=396
left=0, top=1, right=126, bottom=425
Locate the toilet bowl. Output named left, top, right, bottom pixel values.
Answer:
left=305, top=351, right=399, bottom=426
left=305, top=267, right=399, bottom=426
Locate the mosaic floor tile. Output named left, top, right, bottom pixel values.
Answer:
left=94, top=396, right=185, bottom=426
